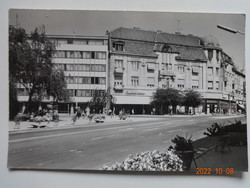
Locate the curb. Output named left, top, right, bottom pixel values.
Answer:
left=9, top=119, right=133, bottom=134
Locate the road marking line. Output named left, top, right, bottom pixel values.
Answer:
left=168, top=129, right=182, bottom=133
left=143, top=128, right=159, bottom=132
left=119, top=128, right=134, bottom=132
left=162, top=140, right=170, bottom=144
left=91, top=137, right=104, bottom=141
left=107, top=134, right=121, bottom=138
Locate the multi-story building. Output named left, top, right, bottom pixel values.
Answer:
left=16, top=27, right=245, bottom=115
left=108, top=27, right=245, bottom=114
left=17, top=35, right=109, bottom=114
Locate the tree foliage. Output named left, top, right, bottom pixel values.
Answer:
left=150, top=88, right=182, bottom=114
left=47, top=69, right=70, bottom=104
left=9, top=25, right=69, bottom=114
left=182, top=89, right=202, bottom=114
left=89, top=90, right=112, bottom=113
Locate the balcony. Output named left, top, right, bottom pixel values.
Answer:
left=114, top=67, right=125, bottom=74
left=159, top=70, right=176, bottom=77
left=114, top=84, right=124, bottom=90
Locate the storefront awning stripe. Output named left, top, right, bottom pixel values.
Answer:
left=115, top=96, right=151, bottom=105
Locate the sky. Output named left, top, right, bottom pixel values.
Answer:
left=9, top=9, right=245, bottom=70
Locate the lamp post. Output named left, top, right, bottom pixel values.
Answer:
left=217, top=25, right=245, bottom=35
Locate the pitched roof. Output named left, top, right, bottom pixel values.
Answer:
left=157, top=33, right=201, bottom=47
left=111, top=27, right=157, bottom=42
left=110, top=27, right=202, bottom=47
left=110, top=27, right=207, bottom=61
left=111, top=39, right=158, bottom=57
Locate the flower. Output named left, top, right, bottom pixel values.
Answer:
left=101, top=150, right=183, bottom=171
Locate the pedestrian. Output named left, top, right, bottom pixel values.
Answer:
left=76, top=107, right=81, bottom=119
left=131, top=109, right=134, bottom=115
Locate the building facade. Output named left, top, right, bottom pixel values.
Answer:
left=108, top=27, right=246, bottom=114
left=16, top=27, right=245, bottom=115
left=17, top=35, right=109, bottom=114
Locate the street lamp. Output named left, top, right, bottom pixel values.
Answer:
left=217, top=24, right=245, bottom=35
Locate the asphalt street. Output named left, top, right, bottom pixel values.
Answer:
left=8, top=115, right=245, bottom=170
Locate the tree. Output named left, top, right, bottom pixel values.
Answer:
left=9, top=25, right=56, bottom=113
left=47, top=69, right=70, bottom=105
left=89, top=90, right=112, bottom=113
left=182, top=89, right=202, bottom=114
left=150, top=88, right=182, bottom=114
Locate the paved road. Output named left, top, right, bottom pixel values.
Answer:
left=8, top=115, right=245, bottom=170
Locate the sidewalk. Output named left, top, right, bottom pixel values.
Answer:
left=190, top=136, right=248, bottom=173
left=8, top=115, right=158, bottom=133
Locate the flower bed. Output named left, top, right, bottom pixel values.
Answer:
left=101, top=150, right=183, bottom=171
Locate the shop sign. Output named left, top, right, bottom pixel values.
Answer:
left=125, top=91, right=145, bottom=95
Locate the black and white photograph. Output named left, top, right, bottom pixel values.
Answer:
left=8, top=9, right=247, bottom=173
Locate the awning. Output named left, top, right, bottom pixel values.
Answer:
left=147, top=63, right=155, bottom=70
left=192, top=66, right=199, bottom=73
left=114, top=96, right=151, bottom=105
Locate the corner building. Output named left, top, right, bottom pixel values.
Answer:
left=108, top=27, right=245, bottom=114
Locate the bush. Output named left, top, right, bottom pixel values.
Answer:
left=101, top=150, right=183, bottom=171
left=171, top=135, right=194, bottom=151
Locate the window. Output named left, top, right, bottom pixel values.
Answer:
left=67, top=39, right=73, bottom=44
left=131, top=76, right=139, bottom=86
left=115, top=59, right=123, bottom=68
left=147, top=77, right=155, bottom=87
left=73, top=40, right=88, bottom=45
left=208, top=49, right=213, bottom=61
left=216, top=81, right=219, bottom=90
left=114, top=81, right=123, bottom=86
left=91, top=52, right=95, bottom=59
left=177, top=79, right=185, bottom=89
left=216, top=50, right=220, bottom=61
left=208, top=67, right=213, bottom=75
left=166, top=63, right=172, bottom=70
left=192, top=67, right=199, bottom=76
left=114, top=75, right=123, bottom=80
left=178, top=66, right=185, bottom=73
left=66, top=64, right=74, bottom=71
left=113, top=41, right=124, bottom=51
left=76, top=90, right=92, bottom=97
left=58, top=39, right=67, bottom=45
left=131, top=61, right=140, bottom=70
left=68, top=89, right=74, bottom=97
left=91, top=65, right=106, bottom=72
left=82, top=52, right=91, bottom=59
left=65, top=76, right=74, bottom=84
left=215, top=68, right=219, bottom=76
left=192, top=80, right=199, bottom=89
left=95, top=52, right=106, bottom=59
left=208, top=81, right=213, bottom=90
left=232, top=83, right=235, bottom=90
left=56, top=51, right=66, bottom=58
left=88, top=40, right=104, bottom=45
left=90, top=77, right=106, bottom=85
left=224, top=81, right=227, bottom=88
left=147, top=63, right=155, bottom=73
